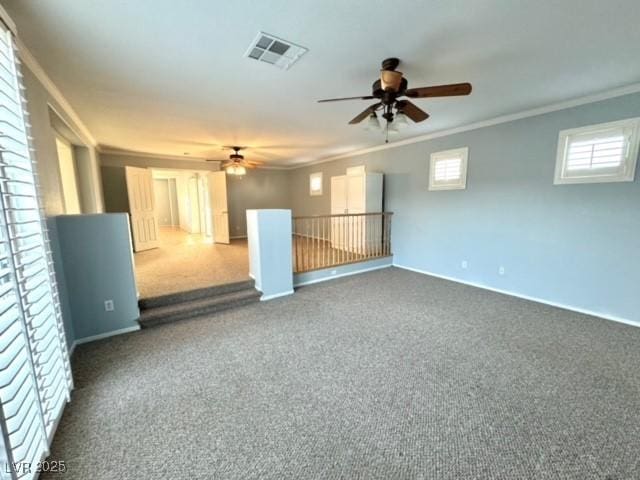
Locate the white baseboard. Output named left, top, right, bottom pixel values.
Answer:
left=261, top=290, right=294, bottom=301
left=393, top=263, right=639, bottom=329
left=294, top=262, right=392, bottom=287
left=72, top=325, right=141, bottom=347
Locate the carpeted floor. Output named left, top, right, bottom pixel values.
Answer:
left=45, top=268, right=640, bottom=479
left=134, top=227, right=250, bottom=298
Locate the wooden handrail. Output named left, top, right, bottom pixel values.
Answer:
left=293, top=212, right=394, bottom=220
left=292, top=212, right=392, bottom=273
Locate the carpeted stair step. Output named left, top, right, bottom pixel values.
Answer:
left=138, top=288, right=261, bottom=328
left=138, top=279, right=255, bottom=310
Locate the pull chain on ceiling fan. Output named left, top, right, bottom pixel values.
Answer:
left=317, top=58, right=472, bottom=142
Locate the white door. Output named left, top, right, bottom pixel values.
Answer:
left=125, top=166, right=159, bottom=252
left=209, top=171, right=229, bottom=244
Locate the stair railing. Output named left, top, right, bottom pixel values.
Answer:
left=292, top=212, right=392, bottom=273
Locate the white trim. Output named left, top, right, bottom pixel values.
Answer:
left=260, top=290, right=294, bottom=301
left=73, top=325, right=141, bottom=346
left=393, top=263, right=639, bottom=329
left=0, top=4, right=17, bottom=35
left=68, top=341, right=77, bottom=357
left=294, top=261, right=392, bottom=287
left=554, top=117, right=640, bottom=185
left=429, top=147, right=468, bottom=191
left=99, top=147, right=291, bottom=170
left=16, top=39, right=97, bottom=147
left=230, top=235, right=247, bottom=239
left=292, top=82, right=640, bottom=169
left=99, top=147, right=210, bottom=162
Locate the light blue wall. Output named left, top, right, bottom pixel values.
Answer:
left=289, top=93, right=640, bottom=324
left=246, top=209, right=293, bottom=299
left=55, top=214, right=140, bottom=341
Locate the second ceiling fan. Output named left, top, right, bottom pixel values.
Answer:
left=318, top=58, right=472, bottom=139
left=206, top=146, right=263, bottom=175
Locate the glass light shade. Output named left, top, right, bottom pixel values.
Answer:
left=226, top=164, right=246, bottom=176
left=395, top=112, right=409, bottom=128
left=387, top=119, right=399, bottom=134
left=365, top=113, right=381, bottom=131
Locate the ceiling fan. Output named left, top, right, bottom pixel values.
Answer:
left=206, top=146, right=263, bottom=175
left=318, top=58, right=472, bottom=140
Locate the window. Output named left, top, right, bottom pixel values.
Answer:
left=554, top=118, right=640, bottom=184
left=0, top=17, right=72, bottom=478
left=55, top=135, right=81, bottom=213
left=309, top=172, right=323, bottom=196
left=429, top=147, right=468, bottom=190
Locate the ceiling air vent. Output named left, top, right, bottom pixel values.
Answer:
left=245, top=32, right=308, bottom=70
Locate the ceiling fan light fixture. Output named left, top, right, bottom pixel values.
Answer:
left=225, top=164, right=246, bottom=176
left=395, top=111, right=409, bottom=128
left=365, top=112, right=381, bottom=131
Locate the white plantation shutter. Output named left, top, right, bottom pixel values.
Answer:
left=429, top=147, right=468, bottom=191
left=0, top=17, right=72, bottom=479
left=434, top=157, right=462, bottom=182
left=555, top=118, right=640, bottom=184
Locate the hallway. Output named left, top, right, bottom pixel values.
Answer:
left=134, top=227, right=249, bottom=298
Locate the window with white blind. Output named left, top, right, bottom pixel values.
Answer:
left=309, top=172, right=322, bottom=196
left=554, top=118, right=640, bottom=184
left=429, top=147, right=468, bottom=191
left=0, top=16, right=72, bottom=480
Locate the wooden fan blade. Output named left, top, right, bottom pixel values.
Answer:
left=245, top=160, right=264, bottom=166
left=206, top=159, right=229, bottom=162
left=318, top=95, right=376, bottom=103
left=222, top=145, right=249, bottom=150
left=404, top=82, right=472, bottom=98
left=349, top=103, right=382, bottom=125
left=397, top=100, right=429, bottom=123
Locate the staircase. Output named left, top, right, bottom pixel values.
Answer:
left=138, top=279, right=261, bottom=328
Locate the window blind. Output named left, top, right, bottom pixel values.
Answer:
left=565, top=129, right=626, bottom=173
left=0, top=18, right=72, bottom=479
left=433, top=157, right=462, bottom=183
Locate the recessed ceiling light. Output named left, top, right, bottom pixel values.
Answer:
left=244, top=32, right=308, bottom=70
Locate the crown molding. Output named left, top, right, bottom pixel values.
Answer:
left=98, top=146, right=211, bottom=163
left=291, top=82, right=640, bottom=169
left=0, top=4, right=17, bottom=35
left=16, top=39, right=97, bottom=147
left=98, top=146, right=291, bottom=170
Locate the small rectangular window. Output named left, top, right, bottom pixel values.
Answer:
left=554, top=118, right=640, bottom=184
left=309, top=172, right=323, bottom=196
left=429, top=147, right=468, bottom=191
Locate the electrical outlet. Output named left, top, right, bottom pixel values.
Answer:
left=104, top=300, right=114, bottom=312
left=461, top=260, right=468, bottom=269
left=498, top=266, right=505, bottom=276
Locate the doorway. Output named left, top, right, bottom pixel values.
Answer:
left=125, top=167, right=249, bottom=298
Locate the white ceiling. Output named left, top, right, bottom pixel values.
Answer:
left=5, top=0, right=640, bottom=166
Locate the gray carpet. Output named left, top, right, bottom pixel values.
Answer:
left=44, top=268, right=640, bottom=479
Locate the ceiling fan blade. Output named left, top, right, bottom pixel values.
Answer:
left=245, top=160, right=264, bottom=166
left=222, top=145, right=249, bottom=150
left=404, top=82, right=472, bottom=98
left=396, top=100, right=429, bottom=123
left=318, top=95, right=376, bottom=103
left=206, top=159, right=229, bottom=162
left=349, top=103, right=382, bottom=125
